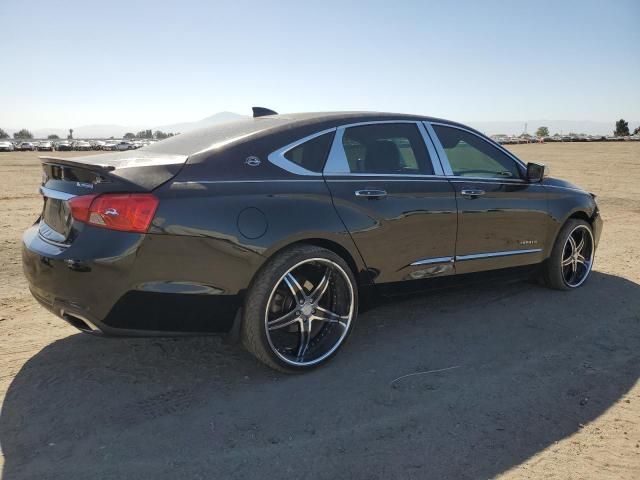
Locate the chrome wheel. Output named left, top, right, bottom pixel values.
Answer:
left=561, top=224, right=594, bottom=288
left=264, top=258, right=355, bottom=367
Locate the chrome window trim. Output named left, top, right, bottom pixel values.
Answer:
left=446, top=176, right=527, bottom=184
left=267, top=127, right=337, bottom=176
left=426, top=121, right=528, bottom=179
left=455, top=248, right=542, bottom=261
left=323, top=120, right=445, bottom=176
left=422, top=122, right=454, bottom=176
left=40, top=186, right=76, bottom=201
left=322, top=175, right=446, bottom=180
left=410, top=256, right=454, bottom=266
left=417, top=122, right=444, bottom=175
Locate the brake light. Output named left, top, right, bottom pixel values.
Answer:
left=69, top=193, right=159, bottom=233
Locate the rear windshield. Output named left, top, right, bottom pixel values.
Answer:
left=141, top=117, right=287, bottom=156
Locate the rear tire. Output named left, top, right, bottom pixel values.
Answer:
left=542, top=219, right=595, bottom=290
left=241, top=245, right=358, bottom=373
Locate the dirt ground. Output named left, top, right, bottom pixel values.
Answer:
left=0, top=143, right=639, bottom=479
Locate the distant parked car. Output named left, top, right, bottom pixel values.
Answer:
left=37, top=141, right=54, bottom=151
left=16, top=142, right=36, bottom=151
left=0, top=141, right=15, bottom=152
left=75, top=141, right=92, bottom=151
left=102, top=141, right=119, bottom=151
left=115, top=141, right=133, bottom=151
left=55, top=141, right=73, bottom=151
left=92, top=141, right=106, bottom=150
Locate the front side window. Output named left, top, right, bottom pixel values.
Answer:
left=432, top=125, right=522, bottom=179
left=341, top=123, right=433, bottom=175
left=284, top=132, right=334, bottom=173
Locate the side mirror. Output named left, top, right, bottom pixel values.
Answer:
left=526, top=162, right=548, bottom=182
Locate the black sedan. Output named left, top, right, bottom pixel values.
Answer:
left=22, top=109, right=602, bottom=372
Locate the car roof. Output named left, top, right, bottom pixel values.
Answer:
left=142, top=111, right=466, bottom=156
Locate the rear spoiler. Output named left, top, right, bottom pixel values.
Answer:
left=40, top=156, right=116, bottom=172
left=39, top=151, right=189, bottom=191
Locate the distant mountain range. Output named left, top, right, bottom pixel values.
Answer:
left=8, top=113, right=637, bottom=139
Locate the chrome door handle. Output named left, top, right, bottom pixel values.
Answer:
left=461, top=188, right=485, bottom=198
left=355, top=189, right=387, bottom=199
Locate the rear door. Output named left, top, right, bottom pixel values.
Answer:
left=323, top=121, right=457, bottom=284
left=426, top=122, right=549, bottom=274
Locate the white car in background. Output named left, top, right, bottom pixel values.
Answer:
left=0, top=141, right=15, bottom=151
left=37, top=141, right=54, bottom=151
left=115, top=141, right=133, bottom=151
left=74, top=141, right=92, bottom=151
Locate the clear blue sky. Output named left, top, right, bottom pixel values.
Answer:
left=1, top=0, right=638, bottom=129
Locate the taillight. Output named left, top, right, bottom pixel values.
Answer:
left=69, top=193, right=159, bottom=233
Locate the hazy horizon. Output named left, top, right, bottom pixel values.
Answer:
left=1, top=0, right=638, bottom=130
left=3, top=112, right=638, bottom=138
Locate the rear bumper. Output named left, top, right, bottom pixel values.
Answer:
left=22, top=224, right=261, bottom=335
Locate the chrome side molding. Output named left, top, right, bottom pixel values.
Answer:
left=410, top=256, right=454, bottom=266
left=455, top=248, right=542, bottom=261
left=410, top=248, right=542, bottom=267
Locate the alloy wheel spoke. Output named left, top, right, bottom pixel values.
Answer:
left=268, top=309, right=300, bottom=331
left=567, top=235, right=577, bottom=255
left=297, top=324, right=311, bottom=360
left=562, top=255, right=573, bottom=266
left=575, top=234, right=585, bottom=255
left=312, top=306, right=348, bottom=327
left=284, top=273, right=306, bottom=304
left=308, top=268, right=331, bottom=304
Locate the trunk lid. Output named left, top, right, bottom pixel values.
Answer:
left=38, top=151, right=187, bottom=244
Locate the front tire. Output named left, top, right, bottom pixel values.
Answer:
left=542, top=219, right=595, bottom=290
left=241, top=245, right=358, bottom=373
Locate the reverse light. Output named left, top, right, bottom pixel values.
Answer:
left=69, top=193, right=159, bottom=233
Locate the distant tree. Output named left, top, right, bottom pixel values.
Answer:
left=47, top=134, right=60, bottom=140
left=123, top=132, right=136, bottom=139
left=154, top=130, right=168, bottom=140
left=136, top=129, right=153, bottom=139
left=535, top=126, right=549, bottom=137
left=68, top=128, right=74, bottom=140
left=0, top=128, right=9, bottom=139
left=14, top=129, right=34, bottom=139
left=614, top=119, right=629, bottom=137
left=633, top=126, right=640, bottom=135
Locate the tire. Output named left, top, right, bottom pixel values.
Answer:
left=542, top=219, right=595, bottom=290
left=241, top=245, right=358, bottom=373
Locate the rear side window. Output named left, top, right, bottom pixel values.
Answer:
left=432, top=125, right=522, bottom=179
left=341, top=123, right=432, bottom=175
left=284, top=132, right=334, bottom=173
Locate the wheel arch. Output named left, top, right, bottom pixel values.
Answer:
left=567, top=209, right=594, bottom=225
left=262, top=236, right=370, bottom=287
left=545, top=206, right=599, bottom=259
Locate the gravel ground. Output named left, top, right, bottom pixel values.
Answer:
left=0, top=144, right=639, bottom=479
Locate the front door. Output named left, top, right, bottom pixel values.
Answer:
left=323, top=121, right=457, bottom=283
left=428, top=123, right=549, bottom=274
